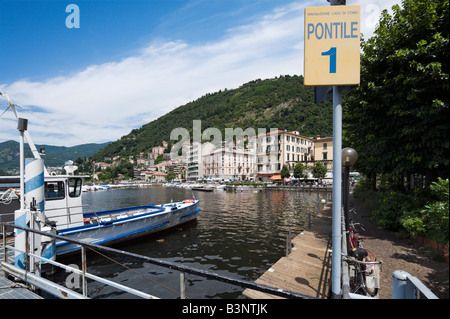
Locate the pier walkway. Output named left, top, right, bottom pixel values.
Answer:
left=243, top=192, right=449, bottom=300
left=0, top=275, right=43, bottom=299
left=243, top=205, right=332, bottom=299
left=0, top=237, right=42, bottom=299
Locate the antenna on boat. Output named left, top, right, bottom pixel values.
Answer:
left=64, top=160, right=78, bottom=175
left=0, top=89, right=19, bottom=119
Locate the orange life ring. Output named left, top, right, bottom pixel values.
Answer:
left=182, top=199, right=195, bottom=203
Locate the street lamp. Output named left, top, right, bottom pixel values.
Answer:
left=342, top=147, right=358, bottom=167
left=342, top=147, right=358, bottom=233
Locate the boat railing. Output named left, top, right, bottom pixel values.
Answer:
left=44, top=204, right=98, bottom=227
left=1, top=221, right=315, bottom=299
left=1, top=204, right=98, bottom=230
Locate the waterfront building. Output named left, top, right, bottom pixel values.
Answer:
left=186, top=142, right=204, bottom=182
left=184, top=131, right=329, bottom=182
left=166, top=163, right=186, bottom=180
left=312, top=135, right=333, bottom=179
left=255, top=130, right=315, bottom=181
left=202, top=144, right=255, bottom=182
left=141, top=170, right=166, bottom=183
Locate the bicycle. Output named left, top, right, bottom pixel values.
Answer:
left=344, top=210, right=382, bottom=297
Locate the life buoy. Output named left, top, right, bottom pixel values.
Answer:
left=182, top=199, right=195, bottom=203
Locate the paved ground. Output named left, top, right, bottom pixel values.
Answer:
left=349, top=193, right=449, bottom=299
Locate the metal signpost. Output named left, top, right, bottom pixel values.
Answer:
left=304, top=0, right=360, bottom=298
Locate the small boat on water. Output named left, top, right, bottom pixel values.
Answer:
left=192, top=186, right=214, bottom=192
left=0, top=90, right=201, bottom=260
left=230, top=185, right=262, bottom=193
left=56, top=197, right=200, bottom=257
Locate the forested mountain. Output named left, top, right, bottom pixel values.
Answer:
left=91, top=75, right=332, bottom=161
left=0, top=140, right=109, bottom=172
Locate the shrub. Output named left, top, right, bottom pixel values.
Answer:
left=401, top=178, right=449, bottom=247
left=421, top=178, right=448, bottom=246
left=402, top=214, right=428, bottom=238
left=372, top=191, right=417, bottom=231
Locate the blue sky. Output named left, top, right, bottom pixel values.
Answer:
left=1, top=0, right=280, bottom=83
left=0, top=0, right=401, bottom=146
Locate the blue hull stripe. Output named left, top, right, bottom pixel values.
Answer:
left=56, top=202, right=200, bottom=256
left=83, top=204, right=161, bottom=218
left=61, top=209, right=166, bottom=234
left=181, top=209, right=201, bottom=219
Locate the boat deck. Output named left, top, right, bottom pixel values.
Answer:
left=243, top=205, right=332, bottom=299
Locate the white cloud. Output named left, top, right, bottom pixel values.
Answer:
left=0, top=0, right=401, bottom=147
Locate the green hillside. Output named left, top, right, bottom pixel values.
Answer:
left=0, top=140, right=109, bottom=172
left=91, top=75, right=332, bottom=161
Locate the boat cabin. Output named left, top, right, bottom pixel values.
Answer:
left=44, top=175, right=85, bottom=229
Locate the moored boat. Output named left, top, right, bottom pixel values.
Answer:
left=192, top=186, right=214, bottom=192
left=56, top=199, right=200, bottom=256
left=0, top=90, right=201, bottom=260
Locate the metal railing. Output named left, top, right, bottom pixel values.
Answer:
left=44, top=204, right=93, bottom=228
left=392, top=270, right=439, bottom=299
left=1, top=222, right=315, bottom=299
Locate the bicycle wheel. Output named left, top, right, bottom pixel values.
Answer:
left=348, top=262, right=366, bottom=295
left=362, top=256, right=379, bottom=297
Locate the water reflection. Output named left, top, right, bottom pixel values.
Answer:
left=79, top=186, right=327, bottom=299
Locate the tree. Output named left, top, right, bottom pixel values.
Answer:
left=154, top=154, right=164, bottom=165
left=98, top=171, right=111, bottom=182
left=311, top=162, right=327, bottom=179
left=344, top=0, right=449, bottom=190
left=127, top=168, right=134, bottom=179
left=293, top=162, right=306, bottom=179
left=165, top=172, right=176, bottom=181
left=280, top=165, right=290, bottom=179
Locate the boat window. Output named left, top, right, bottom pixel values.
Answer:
left=45, top=181, right=65, bottom=200
left=69, top=178, right=82, bottom=198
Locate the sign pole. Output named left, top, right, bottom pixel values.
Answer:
left=304, top=0, right=358, bottom=298
left=329, top=0, right=344, bottom=300
left=331, top=85, right=342, bottom=298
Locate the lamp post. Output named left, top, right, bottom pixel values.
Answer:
left=342, top=148, right=358, bottom=232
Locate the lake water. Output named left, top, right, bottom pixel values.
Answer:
left=67, top=185, right=329, bottom=299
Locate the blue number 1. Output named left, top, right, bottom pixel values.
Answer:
left=321, top=47, right=336, bottom=73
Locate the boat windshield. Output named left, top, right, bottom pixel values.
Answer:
left=45, top=181, right=65, bottom=200
left=44, top=177, right=82, bottom=201
left=68, top=177, right=82, bottom=198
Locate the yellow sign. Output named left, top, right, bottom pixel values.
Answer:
left=304, top=5, right=360, bottom=86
